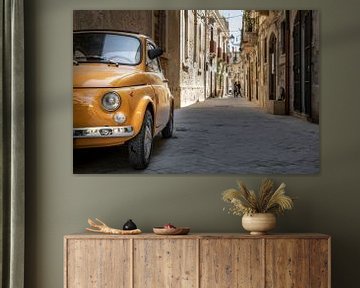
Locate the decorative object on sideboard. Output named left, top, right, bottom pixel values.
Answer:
left=86, top=218, right=142, bottom=235
left=163, top=223, right=176, bottom=229
left=222, top=179, right=294, bottom=235
left=123, top=219, right=137, bottom=230
left=242, top=213, right=276, bottom=235
left=153, top=223, right=190, bottom=235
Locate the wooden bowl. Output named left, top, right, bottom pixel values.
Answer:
left=153, top=227, right=190, bottom=235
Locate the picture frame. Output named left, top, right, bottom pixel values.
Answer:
left=73, top=9, right=320, bottom=174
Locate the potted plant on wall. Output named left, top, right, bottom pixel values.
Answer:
left=222, top=179, right=294, bottom=235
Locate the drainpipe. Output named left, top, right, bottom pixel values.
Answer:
left=285, top=10, right=290, bottom=115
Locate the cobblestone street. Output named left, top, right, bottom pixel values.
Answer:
left=74, top=96, right=319, bottom=174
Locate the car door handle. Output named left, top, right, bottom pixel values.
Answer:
left=163, top=79, right=169, bottom=83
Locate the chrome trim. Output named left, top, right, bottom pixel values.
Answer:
left=73, top=126, right=134, bottom=138
left=101, top=91, right=121, bottom=112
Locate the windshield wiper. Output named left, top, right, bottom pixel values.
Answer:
left=74, top=55, right=119, bottom=66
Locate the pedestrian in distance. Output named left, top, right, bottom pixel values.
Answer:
left=237, top=82, right=242, bottom=97
left=234, top=82, right=239, bottom=98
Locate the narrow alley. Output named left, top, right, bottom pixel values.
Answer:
left=74, top=96, right=319, bottom=174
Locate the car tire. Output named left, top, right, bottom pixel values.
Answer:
left=128, top=110, right=153, bottom=169
left=161, top=106, right=174, bottom=139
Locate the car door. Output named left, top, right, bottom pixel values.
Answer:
left=146, top=41, right=170, bottom=130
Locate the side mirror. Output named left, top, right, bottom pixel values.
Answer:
left=148, top=47, right=163, bottom=60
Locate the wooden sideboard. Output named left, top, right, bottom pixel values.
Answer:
left=64, top=233, right=330, bottom=288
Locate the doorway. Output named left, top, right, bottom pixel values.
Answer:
left=293, top=11, right=312, bottom=116
left=210, top=71, right=213, bottom=97
left=269, top=33, right=277, bottom=100
left=248, top=66, right=252, bottom=101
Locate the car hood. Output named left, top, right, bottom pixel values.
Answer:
left=73, top=64, right=145, bottom=88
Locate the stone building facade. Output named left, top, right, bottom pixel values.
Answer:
left=179, top=10, right=206, bottom=107
left=73, top=10, right=230, bottom=108
left=206, top=11, right=230, bottom=100
left=239, top=10, right=320, bottom=123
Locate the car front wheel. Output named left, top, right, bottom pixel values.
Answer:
left=128, top=110, right=153, bottom=169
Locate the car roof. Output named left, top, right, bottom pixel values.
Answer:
left=73, top=29, right=149, bottom=40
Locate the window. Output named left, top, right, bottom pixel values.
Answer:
left=193, top=12, right=198, bottom=62
left=264, top=37, right=267, bottom=63
left=281, top=21, right=286, bottom=54
left=184, top=10, right=189, bottom=59
left=73, top=33, right=141, bottom=65
left=199, top=24, right=202, bottom=52
left=146, top=43, right=161, bottom=72
left=198, top=23, right=202, bottom=68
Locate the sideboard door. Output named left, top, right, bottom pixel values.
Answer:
left=64, top=234, right=330, bottom=288
left=66, top=239, right=131, bottom=288
left=133, top=239, right=198, bottom=288
left=265, top=239, right=329, bottom=288
left=200, top=239, right=264, bottom=288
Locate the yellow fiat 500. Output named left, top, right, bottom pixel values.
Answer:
left=73, top=30, right=174, bottom=169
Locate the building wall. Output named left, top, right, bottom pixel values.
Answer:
left=179, top=10, right=206, bottom=107
left=73, top=10, right=153, bottom=36
left=311, top=10, right=320, bottom=123
left=25, top=2, right=360, bottom=288
left=257, top=13, right=268, bottom=108
left=240, top=10, right=320, bottom=123
left=212, top=11, right=230, bottom=98
left=160, top=11, right=181, bottom=108
left=177, top=10, right=230, bottom=107
left=289, top=10, right=320, bottom=123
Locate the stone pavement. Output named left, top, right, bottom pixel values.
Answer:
left=74, top=96, right=319, bottom=174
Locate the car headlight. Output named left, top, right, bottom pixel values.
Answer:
left=102, top=91, right=121, bottom=111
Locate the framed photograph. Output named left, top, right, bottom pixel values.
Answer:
left=73, top=10, right=320, bottom=174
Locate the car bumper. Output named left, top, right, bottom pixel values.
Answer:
left=73, top=126, right=134, bottom=138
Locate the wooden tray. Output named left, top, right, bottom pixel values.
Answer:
left=153, top=227, right=190, bottom=235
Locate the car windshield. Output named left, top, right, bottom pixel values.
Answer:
left=73, top=33, right=141, bottom=65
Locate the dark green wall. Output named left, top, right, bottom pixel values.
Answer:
left=25, top=0, right=360, bottom=287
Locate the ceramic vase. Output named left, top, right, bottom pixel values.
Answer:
left=242, top=213, right=276, bottom=235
